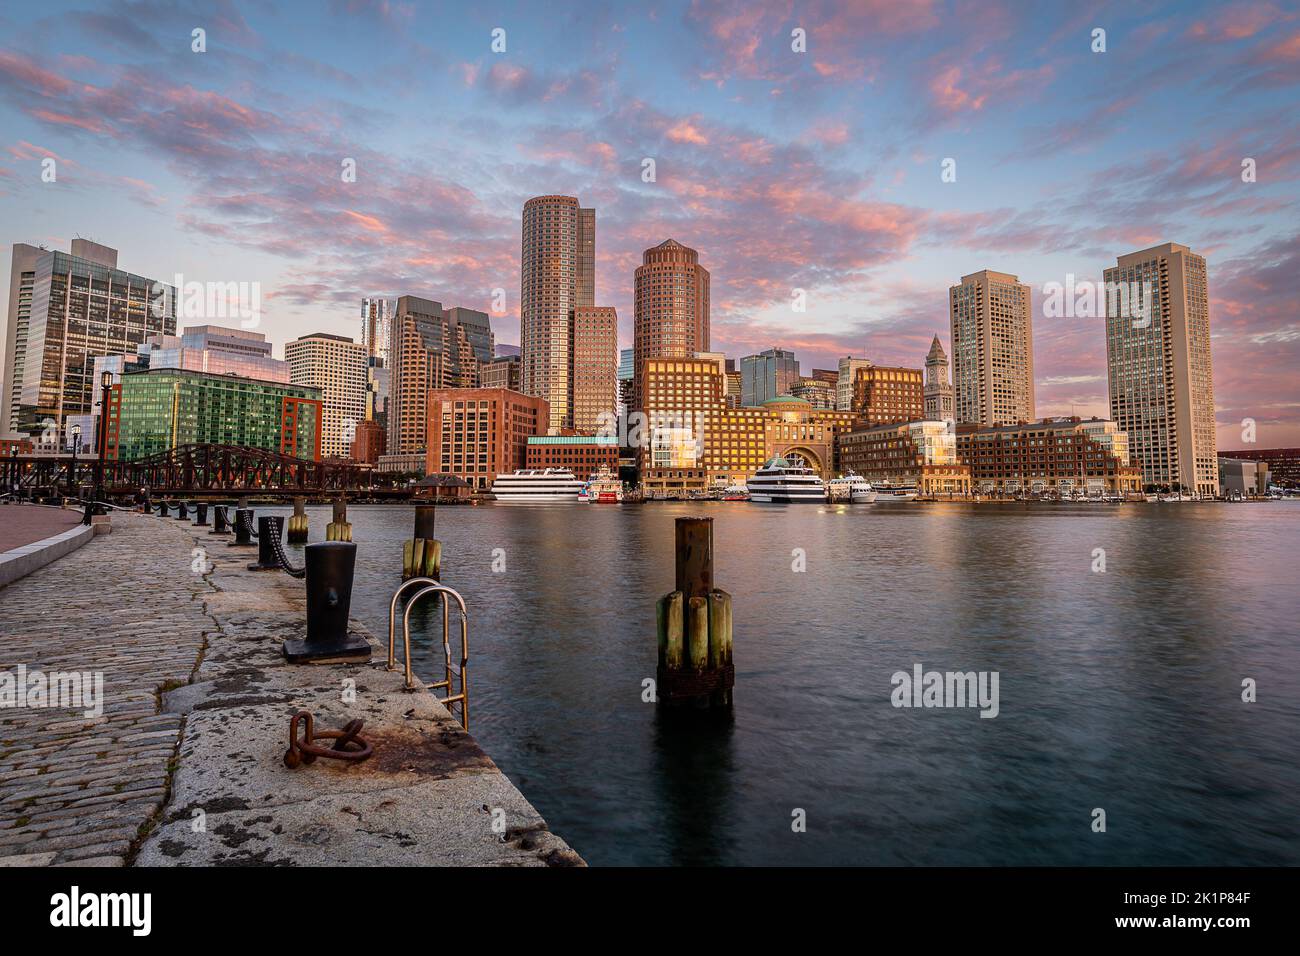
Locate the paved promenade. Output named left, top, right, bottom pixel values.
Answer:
left=0, top=511, right=581, bottom=867
left=0, top=504, right=83, bottom=552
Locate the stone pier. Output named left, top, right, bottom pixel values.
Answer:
left=0, top=512, right=582, bottom=867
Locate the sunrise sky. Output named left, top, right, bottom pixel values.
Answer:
left=1, top=0, right=1297, bottom=446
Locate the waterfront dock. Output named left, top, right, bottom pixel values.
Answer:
left=0, top=511, right=582, bottom=867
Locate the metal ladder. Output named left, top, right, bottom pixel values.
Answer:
left=387, top=577, right=470, bottom=730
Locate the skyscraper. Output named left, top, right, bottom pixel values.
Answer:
left=360, top=297, right=392, bottom=368
left=632, top=239, right=710, bottom=408
left=2, top=239, right=175, bottom=437
left=741, top=348, right=800, bottom=406
left=285, top=333, right=368, bottom=460
left=387, top=296, right=493, bottom=454
left=572, top=306, right=618, bottom=435
left=924, top=335, right=954, bottom=423
left=1104, top=242, right=1218, bottom=495
left=520, top=195, right=594, bottom=432
left=949, top=270, right=1034, bottom=427
left=836, top=356, right=873, bottom=412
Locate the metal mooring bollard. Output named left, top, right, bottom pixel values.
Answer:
left=282, top=541, right=371, bottom=664
left=174, top=500, right=189, bottom=520
left=228, top=508, right=255, bottom=547
left=193, top=502, right=209, bottom=527
left=656, top=516, right=734, bottom=710
left=248, top=515, right=283, bottom=571
left=157, top=500, right=169, bottom=518
left=209, top=505, right=231, bottom=535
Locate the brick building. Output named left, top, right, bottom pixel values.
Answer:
left=525, top=435, right=619, bottom=477
left=851, top=365, right=925, bottom=425
left=838, top=420, right=971, bottom=494
left=425, top=388, right=548, bottom=491
left=955, top=417, right=1142, bottom=495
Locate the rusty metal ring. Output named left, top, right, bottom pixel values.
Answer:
left=283, top=710, right=373, bottom=767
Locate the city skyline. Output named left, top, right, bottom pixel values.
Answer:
left=0, top=2, right=1297, bottom=447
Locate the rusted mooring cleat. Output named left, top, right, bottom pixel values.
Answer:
left=283, top=710, right=373, bottom=768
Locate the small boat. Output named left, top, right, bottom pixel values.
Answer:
left=746, top=456, right=825, bottom=503
left=827, top=471, right=878, bottom=503
left=873, top=482, right=918, bottom=502
left=722, top=483, right=750, bottom=501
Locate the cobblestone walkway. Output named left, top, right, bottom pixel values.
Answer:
left=0, top=513, right=210, bottom=866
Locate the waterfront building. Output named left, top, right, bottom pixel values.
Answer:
left=526, top=435, right=619, bottom=476
left=107, top=368, right=321, bottom=461
left=1217, top=448, right=1298, bottom=488
left=851, top=364, right=925, bottom=425
left=285, top=333, right=368, bottom=460
left=836, top=356, right=872, bottom=412
left=2, top=239, right=176, bottom=437
left=1218, top=457, right=1270, bottom=496
left=839, top=420, right=971, bottom=494
left=741, top=348, right=800, bottom=407
left=632, top=239, right=709, bottom=408
left=923, top=335, right=955, bottom=423
left=521, top=195, right=595, bottom=433
left=425, top=387, right=549, bottom=491
left=572, top=306, right=619, bottom=435
left=351, top=419, right=386, bottom=465
left=480, top=355, right=521, bottom=392
left=949, top=269, right=1035, bottom=427
left=954, top=417, right=1142, bottom=495
left=1105, top=242, right=1218, bottom=495
left=388, top=296, right=493, bottom=455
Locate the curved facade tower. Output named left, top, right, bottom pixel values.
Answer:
left=632, top=239, right=709, bottom=409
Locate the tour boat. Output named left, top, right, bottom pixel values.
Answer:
left=722, top=484, right=750, bottom=501
left=746, top=456, right=826, bottom=503
left=827, top=471, right=878, bottom=503
left=873, top=482, right=919, bottom=502
left=490, top=468, right=585, bottom=502
left=584, top=467, right=624, bottom=503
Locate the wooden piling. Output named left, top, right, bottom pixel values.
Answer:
left=326, top=495, right=352, bottom=542
left=402, top=504, right=441, bottom=580
left=655, top=517, right=734, bottom=709
left=287, top=495, right=308, bottom=542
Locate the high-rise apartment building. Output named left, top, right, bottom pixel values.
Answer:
left=520, top=195, right=594, bottom=432
left=285, top=333, right=368, bottom=460
left=923, top=335, right=955, bottom=423
left=572, top=306, right=619, bottom=434
left=361, top=297, right=392, bottom=368
left=949, top=270, right=1035, bottom=427
left=1104, top=242, right=1217, bottom=495
left=741, top=348, right=800, bottom=406
left=632, top=239, right=710, bottom=408
left=2, top=239, right=175, bottom=436
left=387, top=296, right=493, bottom=454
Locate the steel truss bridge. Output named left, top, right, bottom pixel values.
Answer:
left=3, top=444, right=400, bottom=499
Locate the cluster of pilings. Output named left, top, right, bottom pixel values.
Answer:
left=287, top=496, right=309, bottom=543
left=656, top=517, right=734, bottom=709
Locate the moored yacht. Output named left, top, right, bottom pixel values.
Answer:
left=746, top=456, right=826, bottom=503
left=491, top=468, right=585, bottom=502
left=827, top=471, right=878, bottom=503
left=583, top=466, right=624, bottom=503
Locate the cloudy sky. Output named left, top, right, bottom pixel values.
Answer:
left=1, top=0, right=1297, bottom=445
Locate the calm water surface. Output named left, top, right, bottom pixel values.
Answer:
left=268, top=500, right=1300, bottom=866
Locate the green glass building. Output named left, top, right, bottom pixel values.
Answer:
left=108, top=368, right=322, bottom=462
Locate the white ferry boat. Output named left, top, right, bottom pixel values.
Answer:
left=746, top=456, right=826, bottom=503
left=827, top=471, right=878, bottom=503
left=490, top=468, right=585, bottom=502
left=873, top=482, right=919, bottom=502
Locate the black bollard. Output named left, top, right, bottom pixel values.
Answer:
left=248, top=516, right=283, bottom=570
left=174, top=500, right=189, bottom=520
left=228, top=508, right=255, bottom=547
left=157, top=500, right=169, bottom=518
left=194, top=502, right=209, bottom=526
left=282, top=542, right=371, bottom=664
left=209, top=505, right=231, bottom=535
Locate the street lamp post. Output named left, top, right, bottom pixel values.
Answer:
left=93, top=370, right=112, bottom=517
